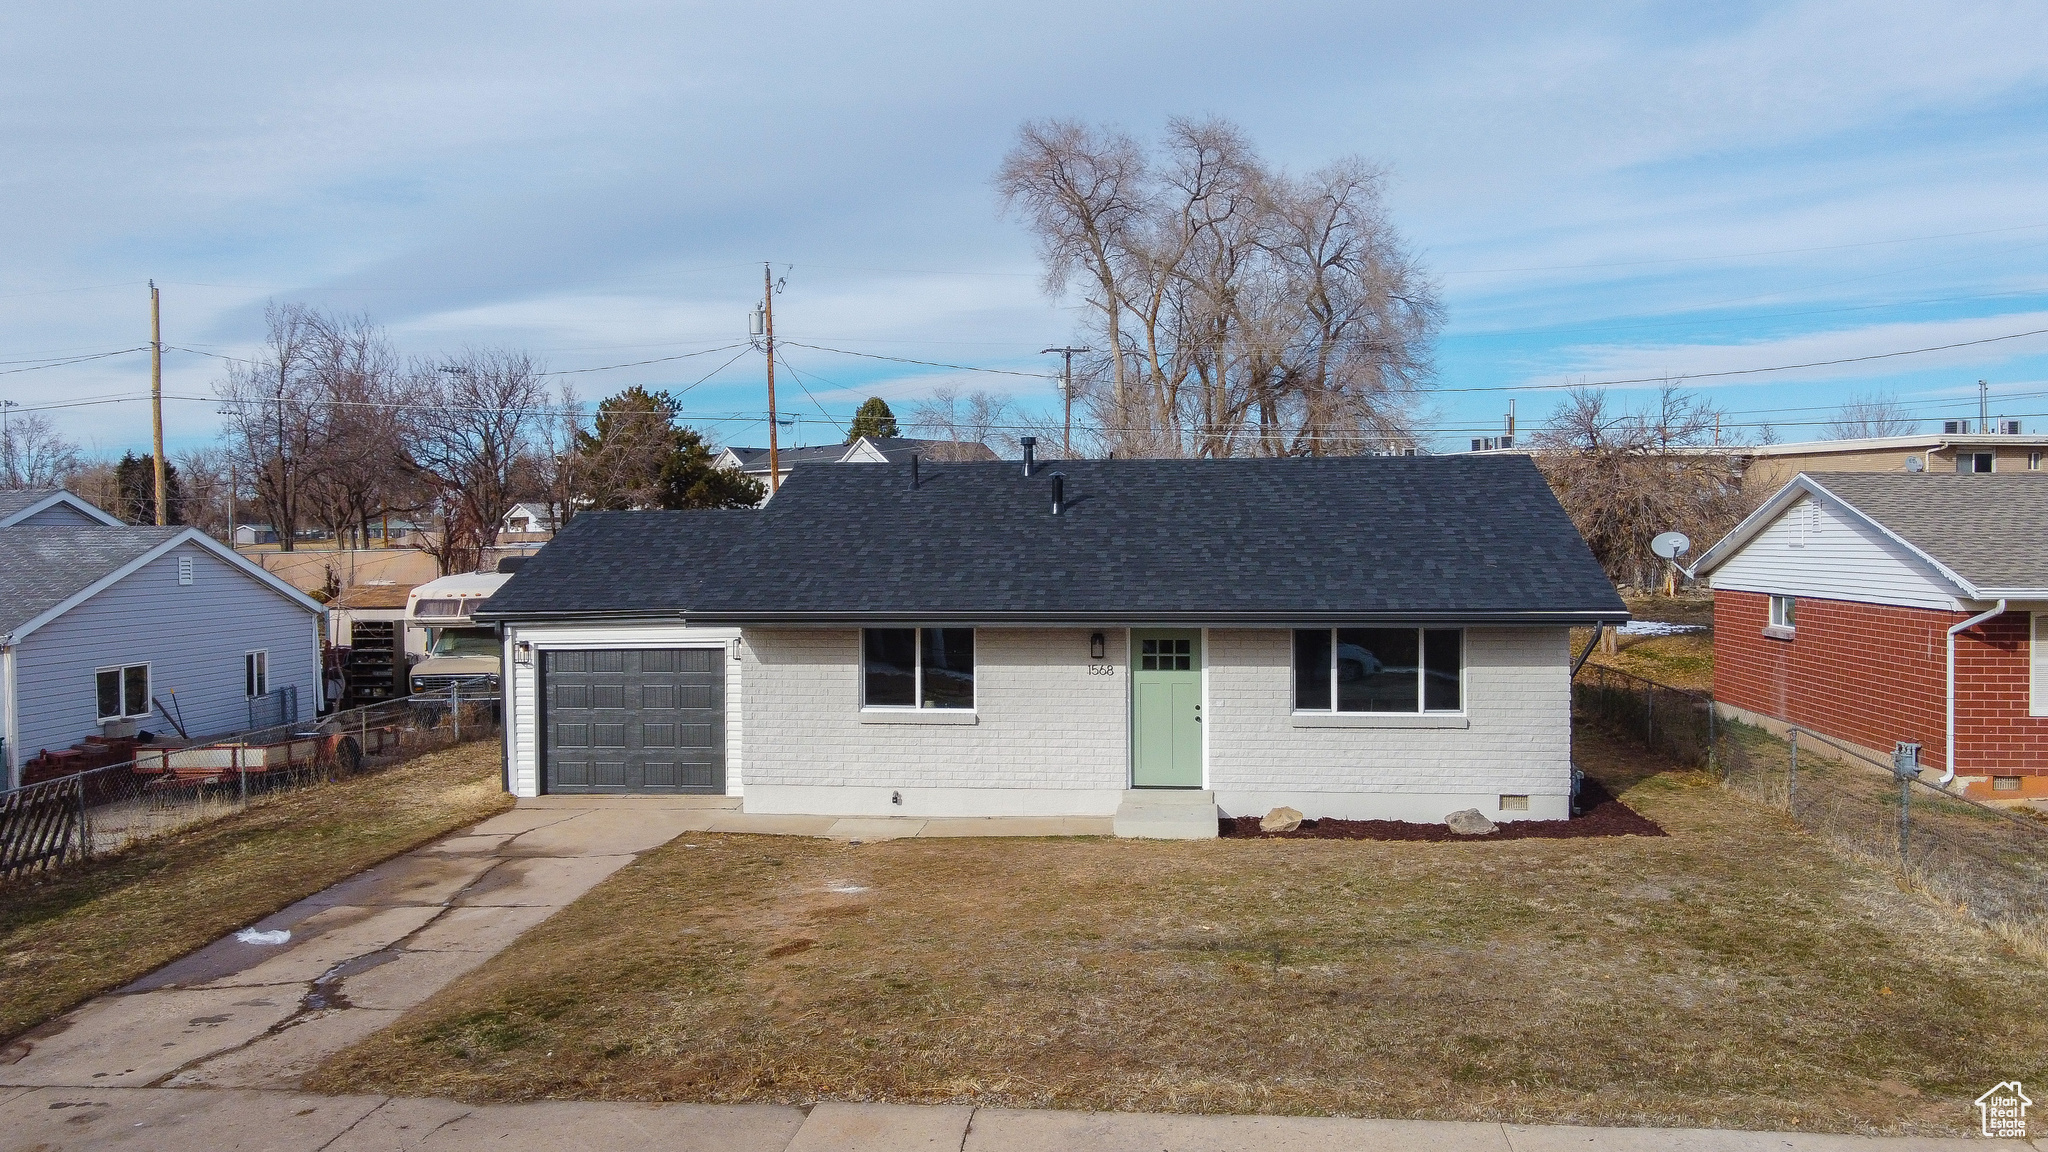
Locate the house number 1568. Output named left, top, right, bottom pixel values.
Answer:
left=1088, top=663, right=1116, bottom=676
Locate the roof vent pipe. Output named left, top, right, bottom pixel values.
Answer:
left=909, top=454, right=920, bottom=490
left=1050, top=471, right=1065, bottom=515
left=1020, top=436, right=1036, bottom=477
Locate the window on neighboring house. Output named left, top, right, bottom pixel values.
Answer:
left=861, top=628, right=974, bottom=709
left=2031, top=451, right=2042, bottom=471
left=1958, top=452, right=1994, bottom=473
left=1769, top=595, right=1797, bottom=632
left=1293, top=628, right=1463, bottom=713
left=245, top=650, right=268, bottom=697
left=95, top=663, right=151, bottom=721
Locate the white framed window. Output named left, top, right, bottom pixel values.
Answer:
left=1293, top=628, right=1463, bottom=714
left=96, top=663, right=151, bottom=721
left=1958, top=452, right=1994, bottom=473
left=245, top=650, right=268, bottom=697
left=2032, top=451, right=2043, bottom=471
left=1768, top=595, right=1797, bottom=632
left=861, top=628, right=974, bottom=710
left=2032, top=613, right=2047, bottom=718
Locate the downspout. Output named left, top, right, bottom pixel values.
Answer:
left=2, top=642, right=16, bottom=791
left=1570, top=622, right=1607, bottom=679
left=1943, top=599, right=2007, bottom=787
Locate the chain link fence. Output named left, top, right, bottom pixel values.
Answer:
left=1574, top=662, right=2048, bottom=952
left=0, top=682, right=500, bottom=881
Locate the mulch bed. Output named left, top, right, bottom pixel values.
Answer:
left=1220, top=779, right=1665, bottom=842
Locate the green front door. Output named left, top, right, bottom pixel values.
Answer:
left=1131, top=629, right=1203, bottom=788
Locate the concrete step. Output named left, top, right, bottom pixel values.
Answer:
left=1112, top=789, right=1219, bottom=840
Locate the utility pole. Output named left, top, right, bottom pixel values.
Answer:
left=0, top=399, right=17, bottom=481
left=1979, top=379, right=1990, bottom=434
left=150, top=281, right=166, bottom=524
left=1041, top=346, right=1090, bottom=457
left=763, top=263, right=780, bottom=495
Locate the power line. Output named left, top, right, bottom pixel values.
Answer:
left=1440, top=222, right=2048, bottom=275
left=782, top=341, right=1057, bottom=379
left=0, top=347, right=150, bottom=375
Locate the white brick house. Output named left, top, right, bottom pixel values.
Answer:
left=480, top=454, right=1624, bottom=835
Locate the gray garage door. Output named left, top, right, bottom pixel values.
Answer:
left=542, top=648, right=724, bottom=794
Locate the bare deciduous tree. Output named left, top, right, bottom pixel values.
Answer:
left=1533, top=386, right=1754, bottom=589
left=910, top=387, right=1019, bottom=458
left=1826, top=392, right=1916, bottom=439
left=403, top=349, right=550, bottom=572
left=216, top=302, right=324, bottom=550
left=998, top=117, right=1441, bottom=458
left=0, top=412, right=82, bottom=489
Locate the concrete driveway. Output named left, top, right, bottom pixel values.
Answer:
left=0, top=798, right=714, bottom=1091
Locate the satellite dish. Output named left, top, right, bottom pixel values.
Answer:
left=1905, top=455, right=1925, bottom=473
left=1651, top=532, right=1691, bottom=561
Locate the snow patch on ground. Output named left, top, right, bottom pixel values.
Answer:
left=1616, top=621, right=1704, bottom=637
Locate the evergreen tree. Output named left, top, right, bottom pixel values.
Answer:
left=114, top=452, right=185, bottom=525
left=573, top=386, right=764, bottom=510
left=658, top=427, right=765, bottom=509
left=846, top=397, right=899, bottom=442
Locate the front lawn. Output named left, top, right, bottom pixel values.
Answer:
left=0, top=741, right=511, bottom=1040
left=309, top=728, right=2046, bottom=1137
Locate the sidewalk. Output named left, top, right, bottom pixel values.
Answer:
left=0, top=1088, right=2011, bottom=1151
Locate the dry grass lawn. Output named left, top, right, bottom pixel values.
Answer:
left=0, top=741, right=510, bottom=1039
left=310, top=729, right=2046, bottom=1137
left=1577, top=593, right=1715, bottom=691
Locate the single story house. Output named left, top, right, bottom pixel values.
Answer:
left=1695, top=472, right=2048, bottom=799
left=477, top=455, right=1625, bottom=834
left=0, top=489, right=122, bottom=529
left=0, top=521, right=326, bottom=787
left=1695, top=430, right=2048, bottom=495
left=716, top=436, right=998, bottom=500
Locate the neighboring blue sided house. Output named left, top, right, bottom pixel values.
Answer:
left=0, top=490, right=325, bottom=787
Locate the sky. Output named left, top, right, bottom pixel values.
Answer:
left=3, top=0, right=2047, bottom=458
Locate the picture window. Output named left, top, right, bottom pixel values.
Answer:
left=862, top=628, right=974, bottom=709
left=1293, top=628, right=1462, bottom=713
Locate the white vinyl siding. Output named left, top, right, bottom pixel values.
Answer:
left=1709, top=495, right=1964, bottom=611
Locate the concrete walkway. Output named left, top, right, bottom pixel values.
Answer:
left=0, top=1089, right=2010, bottom=1150
left=0, top=800, right=715, bottom=1091
left=519, top=793, right=1115, bottom=840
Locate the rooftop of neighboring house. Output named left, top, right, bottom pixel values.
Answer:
left=0, top=526, right=187, bottom=635
left=1724, top=432, right=2048, bottom=457
left=719, top=436, right=999, bottom=473
left=1698, top=472, right=2048, bottom=596
left=481, top=455, right=1625, bottom=626
left=0, top=488, right=124, bottom=528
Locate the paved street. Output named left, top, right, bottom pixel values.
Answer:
left=0, top=1089, right=2013, bottom=1151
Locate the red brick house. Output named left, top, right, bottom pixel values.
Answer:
left=1694, top=473, right=2048, bottom=800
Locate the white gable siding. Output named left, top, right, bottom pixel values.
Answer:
left=1708, top=495, right=1964, bottom=610
left=11, top=541, right=319, bottom=763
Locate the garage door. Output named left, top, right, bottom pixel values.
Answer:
left=542, top=648, right=724, bottom=794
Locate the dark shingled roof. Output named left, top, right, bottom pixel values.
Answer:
left=479, top=456, right=1625, bottom=625
left=0, top=526, right=185, bottom=635
left=0, top=490, right=65, bottom=520
left=1807, top=472, right=2048, bottom=592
